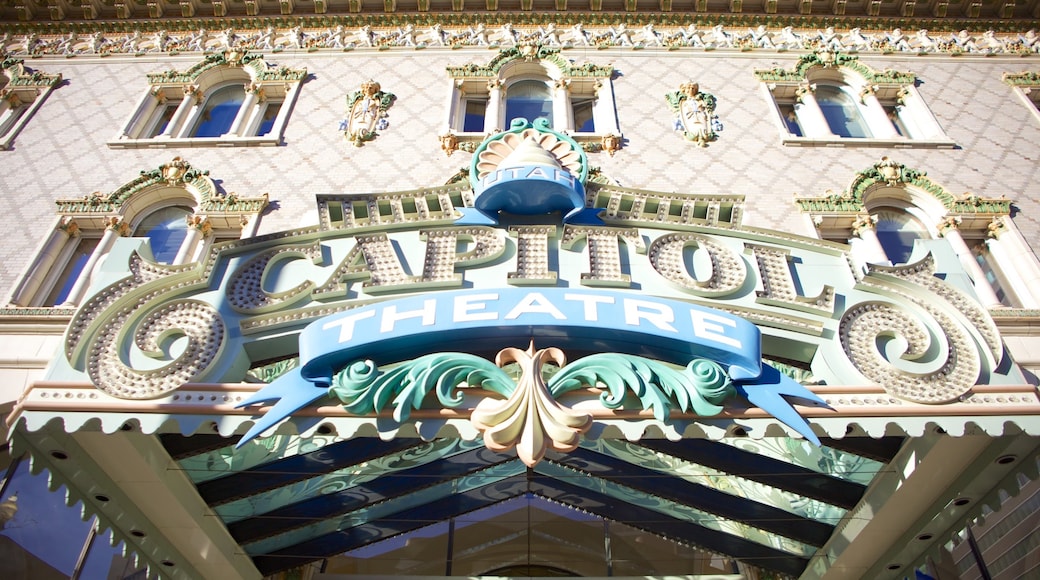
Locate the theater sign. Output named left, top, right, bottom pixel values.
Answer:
left=8, top=120, right=1040, bottom=578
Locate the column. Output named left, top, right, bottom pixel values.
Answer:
left=224, top=83, right=260, bottom=137
left=986, top=217, right=1040, bottom=308
left=121, top=88, right=163, bottom=138
left=937, top=216, right=1002, bottom=308
left=553, top=79, right=571, bottom=132
left=160, top=85, right=200, bottom=138
left=173, top=215, right=210, bottom=265
left=484, top=80, right=503, bottom=133
left=848, top=214, right=889, bottom=269
left=593, top=80, right=619, bottom=135
left=896, top=86, right=942, bottom=138
left=62, top=217, right=129, bottom=307
left=793, top=83, right=837, bottom=138
left=8, top=219, right=75, bottom=306
left=859, top=85, right=900, bottom=139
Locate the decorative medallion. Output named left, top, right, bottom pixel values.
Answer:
left=342, top=79, right=396, bottom=146
left=666, top=81, right=723, bottom=147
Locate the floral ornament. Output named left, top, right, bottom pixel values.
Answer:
left=665, top=81, right=723, bottom=147
left=341, top=79, right=396, bottom=146
left=328, top=353, right=513, bottom=422
left=471, top=343, right=592, bottom=467
left=549, top=354, right=735, bottom=421
left=326, top=343, right=753, bottom=467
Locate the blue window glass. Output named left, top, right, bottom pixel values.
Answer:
left=191, top=84, right=245, bottom=138
left=0, top=459, right=94, bottom=579
left=572, top=97, right=596, bottom=132
left=134, top=206, right=192, bottom=265
left=875, top=209, right=927, bottom=264
left=462, top=99, right=487, bottom=133
left=256, top=101, right=282, bottom=137
left=816, top=85, right=872, bottom=138
left=44, top=237, right=100, bottom=306
left=505, top=80, right=553, bottom=126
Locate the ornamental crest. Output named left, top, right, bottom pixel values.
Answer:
left=341, top=79, right=396, bottom=146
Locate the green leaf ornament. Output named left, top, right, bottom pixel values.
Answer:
left=329, top=353, right=515, bottom=422
left=548, top=354, right=735, bottom=421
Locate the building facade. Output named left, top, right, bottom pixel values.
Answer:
left=1, top=3, right=1039, bottom=579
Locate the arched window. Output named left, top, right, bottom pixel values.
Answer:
left=755, top=53, right=950, bottom=147
left=446, top=47, right=618, bottom=144
left=114, top=51, right=305, bottom=148
left=505, top=80, right=554, bottom=127
left=815, top=85, right=872, bottom=138
left=134, top=205, right=193, bottom=264
left=0, top=59, right=61, bottom=150
left=190, top=85, right=245, bottom=138
left=9, top=158, right=268, bottom=308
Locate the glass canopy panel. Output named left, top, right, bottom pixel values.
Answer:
left=534, top=461, right=818, bottom=557
left=450, top=495, right=608, bottom=576
left=721, top=437, right=885, bottom=486
left=321, top=495, right=743, bottom=577
left=322, top=521, right=451, bottom=575
left=243, top=460, right=526, bottom=556
left=215, top=439, right=481, bottom=523
left=608, top=521, right=740, bottom=576
left=586, top=439, right=849, bottom=526
left=175, top=433, right=341, bottom=484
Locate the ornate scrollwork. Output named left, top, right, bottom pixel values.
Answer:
left=89, top=300, right=226, bottom=399
left=839, top=255, right=1000, bottom=404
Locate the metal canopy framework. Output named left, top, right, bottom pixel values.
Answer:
left=159, top=432, right=900, bottom=578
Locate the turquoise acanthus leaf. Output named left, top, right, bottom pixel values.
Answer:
left=328, top=353, right=516, bottom=423
left=547, top=354, right=734, bottom=421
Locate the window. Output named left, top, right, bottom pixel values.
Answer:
left=112, top=51, right=305, bottom=148
left=798, top=157, right=1037, bottom=308
left=756, top=52, right=953, bottom=147
left=0, top=59, right=61, bottom=151
left=134, top=205, right=193, bottom=264
left=815, top=85, right=872, bottom=138
left=445, top=46, right=618, bottom=145
left=505, top=80, right=554, bottom=126
left=7, top=158, right=268, bottom=308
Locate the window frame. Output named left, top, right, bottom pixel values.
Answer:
left=798, top=157, right=1028, bottom=307
left=0, top=59, right=61, bottom=151
left=110, top=51, right=304, bottom=149
left=445, top=46, right=618, bottom=147
left=7, top=158, right=268, bottom=308
left=756, top=51, right=954, bottom=148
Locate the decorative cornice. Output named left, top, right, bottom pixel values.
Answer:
left=797, top=157, right=1012, bottom=215
left=54, top=157, right=269, bottom=215
left=145, top=50, right=304, bottom=85
left=754, top=50, right=917, bottom=84
left=2, top=21, right=1037, bottom=58
left=447, top=43, right=614, bottom=79
left=3, top=10, right=1040, bottom=33
left=1003, top=70, right=1040, bottom=87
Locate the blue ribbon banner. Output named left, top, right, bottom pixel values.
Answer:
left=237, top=288, right=826, bottom=445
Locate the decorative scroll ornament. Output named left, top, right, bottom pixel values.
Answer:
left=665, top=82, right=723, bottom=147
left=236, top=288, right=828, bottom=454
left=322, top=340, right=815, bottom=467
left=470, top=343, right=591, bottom=467
left=839, top=255, right=1002, bottom=404
left=341, top=79, right=396, bottom=146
